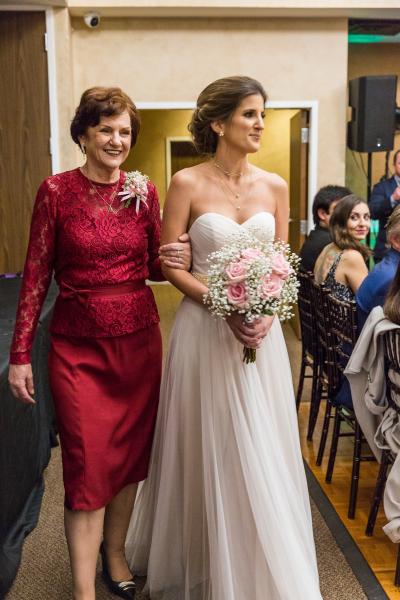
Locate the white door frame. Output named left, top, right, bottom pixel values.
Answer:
left=45, top=9, right=60, bottom=174
left=138, top=101, right=318, bottom=233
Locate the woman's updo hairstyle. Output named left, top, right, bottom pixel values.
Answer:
left=329, top=194, right=371, bottom=260
left=70, top=86, right=140, bottom=149
left=188, top=76, right=267, bottom=155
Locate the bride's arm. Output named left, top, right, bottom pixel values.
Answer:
left=273, top=177, right=290, bottom=243
left=161, top=171, right=208, bottom=304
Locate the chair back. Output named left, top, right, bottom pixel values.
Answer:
left=310, top=278, right=334, bottom=389
left=383, top=329, right=400, bottom=413
left=297, top=269, right=317, bottom=359
left=325, top=293, right=358, bottom=389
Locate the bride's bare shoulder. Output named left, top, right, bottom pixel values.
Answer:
left=253, top=166, right=287, bottom=191
left=170, top=163, right=211, bottom=188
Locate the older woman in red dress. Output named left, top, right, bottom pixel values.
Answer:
left=8, top=87, right=190, bottom=600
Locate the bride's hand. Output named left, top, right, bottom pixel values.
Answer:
left=226, top=314, right=274, bottom=348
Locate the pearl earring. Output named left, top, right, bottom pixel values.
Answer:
left=219, top=132, right=224, bottom=137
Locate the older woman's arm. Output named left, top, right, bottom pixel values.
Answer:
left=9, top=179, right=56, bottom=403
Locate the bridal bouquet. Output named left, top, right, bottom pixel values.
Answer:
left=204, top=231, right=300, bottom=363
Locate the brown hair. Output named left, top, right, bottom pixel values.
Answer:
left=386, top=204, right=400, bottom=243
left=393, top=149, right=400, bottom=164
left=70, top=87, right=140, bottom=149
left=384, top=261, right=400, bottom=324
left=188, top=76, right=267, bottom=155
left=329, top=194, right=371, bottom=260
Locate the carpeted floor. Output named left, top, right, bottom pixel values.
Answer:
left=6, top=445, right=368, bottom=600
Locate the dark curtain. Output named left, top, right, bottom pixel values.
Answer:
left=0, top=278, right=57, bottom=597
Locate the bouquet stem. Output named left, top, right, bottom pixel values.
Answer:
left=243, top=346, right=256, bottom=364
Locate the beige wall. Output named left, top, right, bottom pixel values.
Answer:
left=124, top=108, right=299, bottom=204
left=347, top=43, right=400, bottom=198
left=65, top=17, right=349, bottom=191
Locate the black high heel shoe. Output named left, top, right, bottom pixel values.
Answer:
left=100, top=542, right=136, bottom=599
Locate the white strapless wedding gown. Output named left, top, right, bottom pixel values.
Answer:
left=126, top=212, right=322, bottom=599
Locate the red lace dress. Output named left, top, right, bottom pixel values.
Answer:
left=10, top=168, right=164, bottom=510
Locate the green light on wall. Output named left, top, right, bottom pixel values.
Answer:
left=349, top=34, right=396, bottom=44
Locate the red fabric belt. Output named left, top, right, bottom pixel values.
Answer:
left=59, top=280, right=146, bottom=304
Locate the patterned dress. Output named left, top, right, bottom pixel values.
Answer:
left=324, top=252, right=354, bottom=302
left=10, top=168, right=163, bottom=510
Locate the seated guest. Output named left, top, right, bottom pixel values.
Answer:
left=369, top=149, right=400, bottom=262
left=314, top=195, right=371, bottom=409
left=299, top=184, right=351, bottom=271
left=314, top=194, right=370, bottom=300
left=356, top=205, right=400, bottom=328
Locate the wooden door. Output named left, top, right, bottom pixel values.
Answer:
left=0, top=12, right=51, bottom=273
left=169, top=140, right=203, bottom=181
left=289, top=110, right=309, bottom=254
left=289, top=110, right=309, bottom=337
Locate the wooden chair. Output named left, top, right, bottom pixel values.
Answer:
left=323, top=293, right=375, bottom=519
left=365, top=328, right=400, bottom=586
left=296, top=270, right=319, bottom=433
left=309, top=280, right=335, bottom=462
left=365, top=449, right=392, bottom=537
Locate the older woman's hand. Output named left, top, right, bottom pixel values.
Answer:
left=159, top=233, right=191, bottom=271
left=8, top=363, right=36, bottom=404
left=226, top=314, right=274, bottom=349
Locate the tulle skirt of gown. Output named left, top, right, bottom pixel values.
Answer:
left=126, top=297, right=322, bottom=600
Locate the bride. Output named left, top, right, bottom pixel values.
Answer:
left=126, top=76, right=322, bottom=599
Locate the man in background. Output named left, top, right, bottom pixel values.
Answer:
left=369, top=149, right=400, bottom=262
left=299, top=185, right=351, bottom=271
left=356, top=205, right=400, bottom=329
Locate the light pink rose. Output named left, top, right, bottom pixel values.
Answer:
left=225, top=260, right=247, bottom=282
left=241, top=247, right=264, bottom=261
left=271, top=253, right=292, bottom=280
left=226, top=282, right=249, bottom=308
left=259, top=274, right=283, bottom=299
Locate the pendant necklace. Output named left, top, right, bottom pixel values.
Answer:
left=86, top=174, right=121, bottom=214
left=214, top=161, right=251, bottom=211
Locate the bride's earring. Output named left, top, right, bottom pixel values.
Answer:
left=219, top=131, right=224, bottom=137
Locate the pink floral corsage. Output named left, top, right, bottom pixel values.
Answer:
left=118, top=170, right=149, bottom=214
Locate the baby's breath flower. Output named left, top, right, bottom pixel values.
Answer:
left=203, top=231, right=300, bottom=362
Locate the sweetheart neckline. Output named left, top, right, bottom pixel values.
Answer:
left=188, top=211, right=275, bottom=233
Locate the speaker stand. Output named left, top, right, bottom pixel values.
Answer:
left=367, top=153, right=373, bottom=201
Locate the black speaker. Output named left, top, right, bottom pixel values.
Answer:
left=347, top=75, right=397, bottom=152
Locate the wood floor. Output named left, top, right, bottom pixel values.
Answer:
left=298, top=402, right=399, bottom=598
left=152, top=283, right=400, bottom=599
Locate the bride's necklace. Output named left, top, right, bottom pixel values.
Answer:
left=214, top=162, right=251, bottom=211
left=214, top=160, right=244, bottom=178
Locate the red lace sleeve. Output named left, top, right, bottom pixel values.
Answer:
left=10, top=179, right=57, bottom=365
left=146, top=184, right=164, bottom=282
